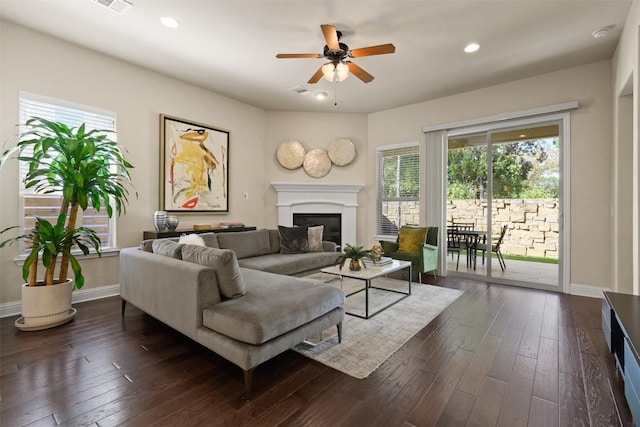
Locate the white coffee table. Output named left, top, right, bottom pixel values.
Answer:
left=320, top=260, right=412, bottom=319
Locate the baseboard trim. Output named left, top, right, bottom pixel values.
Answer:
left=0, top=284, right=120, bottom=318
left=570, top=283, right=607, bottom=299
left=0, top=281, right=606, bottom=317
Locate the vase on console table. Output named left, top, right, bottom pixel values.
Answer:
left=153, top=211, right=168, bottom=232
left=166, top=215, right=179, bottom=231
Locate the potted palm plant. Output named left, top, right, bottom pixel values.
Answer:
left=0, top=117, right=134, bottom=330
left=335, top=243, right=374, bottom=271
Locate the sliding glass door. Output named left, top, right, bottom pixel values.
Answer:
left=446, top=121, right=562, bottom=290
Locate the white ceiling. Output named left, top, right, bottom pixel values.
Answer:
left=0, top=0, right=632, bottom=113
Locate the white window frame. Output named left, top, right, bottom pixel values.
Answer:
left=376, top=142, right=420, bottom=239
left=18, top=92, right=118, bottom=256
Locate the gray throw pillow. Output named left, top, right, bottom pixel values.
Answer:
left=278, top=225, right=309, bottom=254
left=140, top=239, right=155, bottom=253
left=308, top=225, right=324, bottom=252
left=152, top=239, right=184, bottom=259
left=181, top=245, right=246, bottom=299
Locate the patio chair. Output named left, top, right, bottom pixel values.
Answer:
left=477, top=224, right=508, bottom=271
left=453, top=222, right=476, bottom=266
left=446, top=225, right=463, bottom=271
left=380, top=225, right=438, bottom=283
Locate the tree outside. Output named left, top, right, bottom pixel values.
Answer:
left=447, top=137, right=560, bottom=260
left=447, top=138, right=559, bottom=200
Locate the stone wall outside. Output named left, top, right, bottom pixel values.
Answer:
left=381, top=202, right=420, bottom=231
left=382, top=199, right=559, bottom=259
left=447, top=199, right=559, bottom=259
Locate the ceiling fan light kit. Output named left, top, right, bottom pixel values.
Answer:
left=276, top=24, right=395, bottom=85
left=322, top=62, right=349, bottom=82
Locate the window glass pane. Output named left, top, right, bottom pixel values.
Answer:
left=18, top=93, right=117, bottom=252
left=377, top=144, right=419, bottom=236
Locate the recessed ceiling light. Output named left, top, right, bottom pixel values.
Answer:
left=316, top=92, right=328, bottom=100
left=592, top=24, right=615, bottom=39
left=464, top=43, right=480, bottom=53
left=160, top=16, right=179, bottom=29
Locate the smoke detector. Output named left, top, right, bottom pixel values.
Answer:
left=592, top=24, right=615, bottom=39
left=91, top=0, right=133, bottom=14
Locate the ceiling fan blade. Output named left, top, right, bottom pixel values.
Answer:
left=349, top=43, right=396, bottom=57
left=276, top=53, right=322, bottom=59
left=347, top=62, right=374, bottom=83
left=308, top=66, right=324, bottom=84
left=321, top=24, right=340, bottom=50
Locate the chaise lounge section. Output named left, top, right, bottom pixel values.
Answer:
left=121, top=228, right=344, bottom=397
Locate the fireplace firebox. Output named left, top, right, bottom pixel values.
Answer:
left=293, top=213, right=341, bottom=249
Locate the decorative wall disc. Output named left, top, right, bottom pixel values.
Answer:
left=303, top=149, right=332, bottom=178
left=327, top=138, right=356, bottom=166
left=276, top=140, right=306, bottom=169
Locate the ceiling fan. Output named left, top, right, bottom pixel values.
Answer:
left=276, top=24, right=395, bottom=84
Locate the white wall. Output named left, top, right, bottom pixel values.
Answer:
left=612, top=1, right=640, bottom=295
left=0, top=17, right=630, bottom=306
left=367, top=60, right=613, bottom=291
left=265, top=111, right=369, bottom=244
left=0, top=21, right=268, bottom=304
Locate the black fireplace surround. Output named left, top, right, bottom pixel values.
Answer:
left=293, top=213, right=341, bottom=249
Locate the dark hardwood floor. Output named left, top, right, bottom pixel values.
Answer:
left=0, top=276, right=633, bottom=426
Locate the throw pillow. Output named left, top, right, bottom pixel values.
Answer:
left=307, top=225, right=324, bottom=252
left=140, top=239, right=155, bottom=253
left=152, top=239, right=184, bottom=259
left=278, top=225, right=309, bottom=254
left=179, top=233, right=206, bottom=246
left=181, top=245, right=246, bottom=299
left=398, top=227, right=428, bottom=253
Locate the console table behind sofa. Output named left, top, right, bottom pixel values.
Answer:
left=143, top=226, right=256, bottom=240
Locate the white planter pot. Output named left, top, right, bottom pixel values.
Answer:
left=15, top=279, right=77, bottom=331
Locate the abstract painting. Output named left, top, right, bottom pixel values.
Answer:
left=160, top=114, right=229, bottom=212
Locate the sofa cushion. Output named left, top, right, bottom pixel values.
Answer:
left=237, top=252, right=340, bottom=276
left=307, top=225, right=324, bottom=252
left=152, top=240, right=184, bottom=259
left=181, top=245, right=246, bottom=298
left=141, top=237, right=178, bottom=252
left=398, top=226, right=427, bottom=253
left=217, top=229, right=271, bottom=259
left=202, top=268, right=345, bottom=345
left=278, top=225, right=309, bottom=254
left=268, top=229, right=281, bottom=254
left=198, top=232, right=220, bottom=248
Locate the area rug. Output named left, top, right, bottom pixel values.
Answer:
left=293, top=274, right=463, bottom=379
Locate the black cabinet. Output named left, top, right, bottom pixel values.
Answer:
left=143, top=226, right=256, bottom=240
left=602, top=291, right=640, bottom=423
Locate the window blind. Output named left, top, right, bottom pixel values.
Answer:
left=376, top=144, right=420, bottom=236
left=18, top=93, right=117, bottom=252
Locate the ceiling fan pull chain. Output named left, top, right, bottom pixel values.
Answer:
left=334, top=82, right=338, bottom=106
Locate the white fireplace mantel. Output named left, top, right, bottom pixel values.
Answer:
left=272, top=182, right=364, bottom=246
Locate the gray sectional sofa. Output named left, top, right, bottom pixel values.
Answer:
left=120, top=228, right=344, bottom=397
